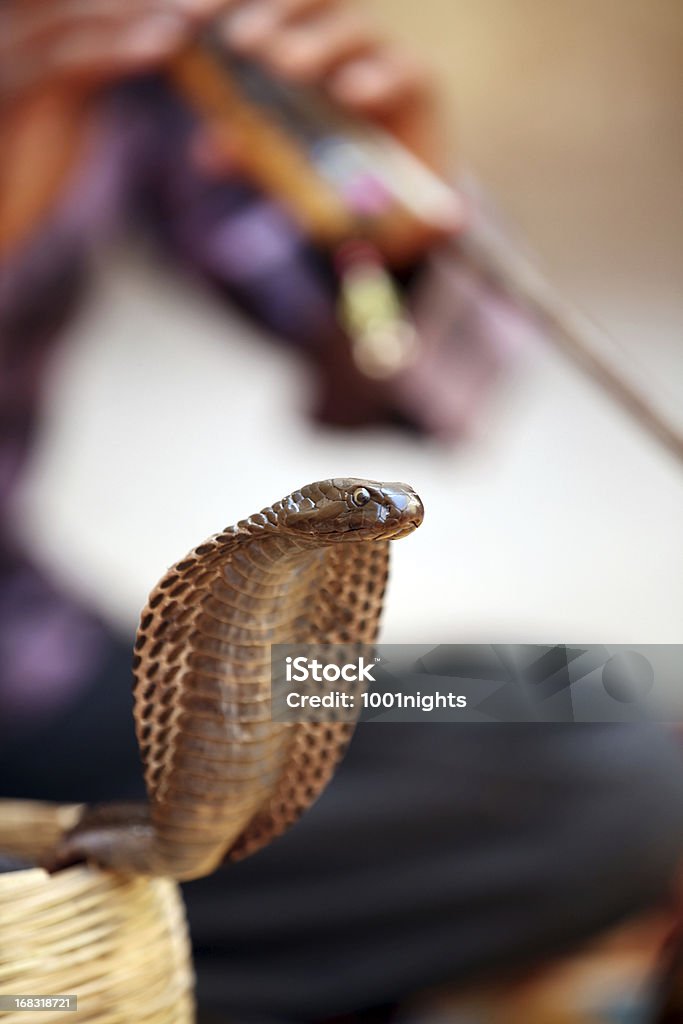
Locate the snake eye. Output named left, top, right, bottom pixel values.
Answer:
left=351, top=487, right=371, bottom=507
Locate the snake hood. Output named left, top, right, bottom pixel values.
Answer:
left=254, top=478, right=424, bottom=543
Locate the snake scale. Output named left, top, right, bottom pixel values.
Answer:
left=48, top=478, right=423, bottom=880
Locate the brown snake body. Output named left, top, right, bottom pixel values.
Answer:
left=49, top=478, right=423, bottom=880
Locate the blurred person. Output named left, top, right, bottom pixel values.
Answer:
left=0, top=0, right=529, bottom=744
left=2, top=3, right=683, bottom=1023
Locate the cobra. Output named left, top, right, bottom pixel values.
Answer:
left=47, top=478, right=423, bottom=880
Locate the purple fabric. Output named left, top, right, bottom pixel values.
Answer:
left=0, top=553, right=107, bottom=727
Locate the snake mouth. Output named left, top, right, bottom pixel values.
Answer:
left=385, top=518, right=423, bottom=540
left=384, top=493, right=424, bottom=540
left=327, top=518, right=421, bottom=542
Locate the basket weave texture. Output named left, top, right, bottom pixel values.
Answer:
left=0, top=801, right=195, bottom=1024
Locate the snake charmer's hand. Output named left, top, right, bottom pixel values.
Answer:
left=0, top=1, right=231, bottom=104
left=216, top=0, right=443, bottom=168
left=0, top=0, right=441, bottom=163
left=1, top=0, right=444, bottom=257
left=0, top=1, right=233, bottom=254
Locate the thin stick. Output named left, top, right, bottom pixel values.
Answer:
left=452, top=218, right=683, bottom=466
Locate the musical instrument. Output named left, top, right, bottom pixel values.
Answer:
left=2, top=26, right=681, bottom=461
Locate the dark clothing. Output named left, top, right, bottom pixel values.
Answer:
left=2, top=631, right=683, bottom=1021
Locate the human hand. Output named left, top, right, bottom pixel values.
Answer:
left=0, top=1, right=230, bottom=106
left=0, top=0, right=447, bottom=255
left=216, top=0, right=443, bottom=168
left=0, top=0, right=441, bottom=165
left=0, top=1, right=233, bottom=255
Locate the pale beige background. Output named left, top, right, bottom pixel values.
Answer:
left=17, top=0, right=683, bottom=641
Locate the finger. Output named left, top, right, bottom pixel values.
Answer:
left=1, top=0, right=233, bottom=97
left=2, top=11, right=189, bottom=96
left=332, top=49, right=445, bottom=169
left=3, top=0, right=172, bottom=45
left=221, top=0, right=339, bottom=50
left=327, top=48, right=434, bottom=120
left=7, top=0, right=232, bottom=41
left=241, top=7, right=376, bottom=82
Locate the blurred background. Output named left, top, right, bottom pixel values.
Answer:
left=2, top=2, right=683, bottom=1022
left=12, top=0, right=683, bottom=643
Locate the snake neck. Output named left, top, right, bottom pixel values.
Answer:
left=199, top=523, right=390, bottom=645
left=199, top=530, right=324, bottom=644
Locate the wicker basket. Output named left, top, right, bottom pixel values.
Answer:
left=0, top=801, right=195, bottom=1024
